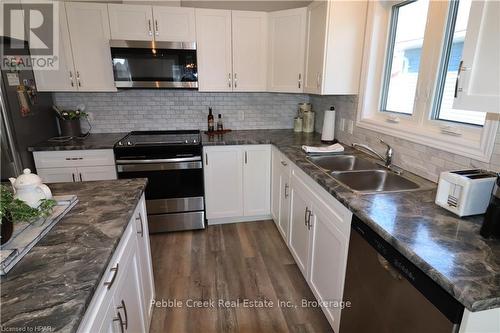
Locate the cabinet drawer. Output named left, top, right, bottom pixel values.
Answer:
left=34, top=149, right=115, bottom=168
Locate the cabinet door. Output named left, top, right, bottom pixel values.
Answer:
left=195, top=9, right=233, bottom=92
left=153, top=6, right=196, bottom=42
left=204, top=146, right=244, bottom=219
left=65, top=2, right=116, bottom=92
left=289, top=173, right=313, bottom=276
left=134, top=198, right=155, bottom=325
left=453, top=0, right=500, bottom=113
left=113, top=240, right=146, bottom=333
left=278, top=167, right=291, bottom=243
left=37, top=167, right=78, bottom=183
left=243, top=145, right=271, bottom=216
left=309, top=200, right=350, bottom=333
left=304, top=1, right=327, bottom=94
left=33, top=5, right=77, bottom=92
left=77, top=166, right=117, bottom=182
left=231, top=11, right=268, bottom=92
left=268, top=7, right=307, bottom=93
left=87, top=296, right=120, bottom=333
left=108, top=4, right=153, bottom=41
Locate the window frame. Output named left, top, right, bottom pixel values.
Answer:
left=356, top=0, right=498, bottom=163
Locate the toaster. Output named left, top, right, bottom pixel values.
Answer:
left=435, top=169, right=497, bottom=217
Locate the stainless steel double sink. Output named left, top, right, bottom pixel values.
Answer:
left=307, top=155, right=421, bottom=193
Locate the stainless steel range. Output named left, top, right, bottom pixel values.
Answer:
left=114, top=131, right=204, bottom=233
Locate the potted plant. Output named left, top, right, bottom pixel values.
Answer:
left=0, top=185, right=56, bottom=245
left=53, top=105, right=88, bottom=137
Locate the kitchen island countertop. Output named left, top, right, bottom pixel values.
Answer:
left=0, top=178, right=147, bottom=332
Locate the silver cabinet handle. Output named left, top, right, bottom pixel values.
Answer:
left=454, top=60, right=464, bottom=98
left=228, top=73, right=232, bottom=88
left=316, top=73, right=321, bottom=89
left=76, top=71, right=81, bottom=87
left=104, top=263, right=119, bottom=289
left=244, top=151, right=247, bottom=164
left=113, top=311, right=125, bottom=333
left=304, top=207, right=309, bottom=226
left=69, top=71, right=74, bottom=87
left=298, top=73, right=302, bottom=89
left=71, top=173, right=75, bottom=182
left=79, top=173, right=82, bottom=182
left=234, top=73, right=238, bottom=88
left=307, top=210, right=312, bottom=230
left=148, top=19, right=152, bottom=36
left=205, top=153, right=208, bottom=165
left=284, top=183, right=289, bottom=199
left=280, top=160, right=287, bottom=166
left=136, top=212, right=144, bottom=237
left=117, top=300, right=128, bottom=329
left=155, top=20, right=159, bottom=36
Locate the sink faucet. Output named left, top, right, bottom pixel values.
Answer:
left=352, top=139, right=393, bottom=167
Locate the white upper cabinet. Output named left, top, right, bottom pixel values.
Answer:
left=231, top=11, right=268, bottom=92
left=108, top=4, right=154, bottom=41
left=268, top=7, right=307, bottom=93
left=65, top=2, right=116, bottom=91
left=304, top=0, right=367, bottom=95
left=33, top=5, right=76, bottom=92
left=453, top=0, right=500, bottom=114
left=153, top=6, right=196, bottom=42
left=195, top=9, right=233, bottom=92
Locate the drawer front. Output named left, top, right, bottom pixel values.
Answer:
left=34, top=149, right=115, bottom=168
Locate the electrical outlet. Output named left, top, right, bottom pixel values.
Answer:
left=347, top=120, right=354, bottom=134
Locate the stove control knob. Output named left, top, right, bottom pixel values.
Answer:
left=193, top=139, right=197, bottom=144
left=184, top=139, right=189, bottom=144
left=126, top=141, right=133, bottom=146
left=117, top=141, right=123, bottom=146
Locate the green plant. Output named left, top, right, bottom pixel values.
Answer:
left=60, top=109, right=88, bottom=120
left=0, top=185, right=56, bottom=223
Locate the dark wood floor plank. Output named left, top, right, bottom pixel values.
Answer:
left=149, top=220, right=332, bottom=333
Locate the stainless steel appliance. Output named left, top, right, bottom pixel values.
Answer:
left=1, top=37, right=59, bottom=181
left=114, top=131, right=204, bottom=233
left=340, top=216, right=464, bottom=333
left=110, top=40, right=197, bottom=89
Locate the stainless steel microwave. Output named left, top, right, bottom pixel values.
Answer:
left=110, top=40, right=198, bottom=89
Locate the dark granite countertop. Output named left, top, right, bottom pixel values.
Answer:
left=22, top=129, right=500, bottom=312
left=0, top=179, right=147, bottom=332
left=202, top=129, right=500, bottom=312
left=28, top=133, right=126, bottom=151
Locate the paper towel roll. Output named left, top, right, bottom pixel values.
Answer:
left=321, top=107, right=336, bottom=142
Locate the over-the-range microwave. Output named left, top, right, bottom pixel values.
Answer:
left=110, top=40, right=198, bottom=89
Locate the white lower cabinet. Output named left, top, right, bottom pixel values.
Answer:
left=203, top=145, right=271, bottom=223
left=78, top=195, right=154, bottom=333
left=34, top=150, right=117, bottom=183
left=271, top=148, right=352, bottom=333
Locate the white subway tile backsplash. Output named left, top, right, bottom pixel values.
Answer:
left=54, top=90, right=308, bottom=133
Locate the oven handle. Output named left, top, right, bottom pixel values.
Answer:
left=117, top=161, right=202, bottom=173
left=116, top=156, right=201, bottom=164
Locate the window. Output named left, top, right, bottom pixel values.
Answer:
left=432, top=0, right=486, bottom=126
left=357, top=0, right=499, bottom=162
left=381, top=0, right=429, bottom=115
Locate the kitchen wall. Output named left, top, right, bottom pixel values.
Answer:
left=310, top=95, right=500, bottom=182
left=53, top=90, right=308, bottom=133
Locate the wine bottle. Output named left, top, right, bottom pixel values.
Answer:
left=208, top=107, right=214, bottom=132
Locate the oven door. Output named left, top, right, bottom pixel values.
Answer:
left=110, top=40, right=198, bottom=89
left=116, top=157, right=205, bottom=232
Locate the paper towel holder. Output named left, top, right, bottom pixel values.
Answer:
left=321, top=106, right=337, bottom=144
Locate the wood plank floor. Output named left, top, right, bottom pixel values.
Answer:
left=149, top=220, right=333, bottom=333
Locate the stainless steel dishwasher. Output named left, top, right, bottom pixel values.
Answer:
left=339, top=216, right=464, bottom=333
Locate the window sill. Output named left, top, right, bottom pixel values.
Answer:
left=356, top=117, right=498, bottom=163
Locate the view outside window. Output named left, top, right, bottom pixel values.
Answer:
left=435, top=0, right=486, bottom=126
left=382, top=0, right=429, bottom=115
